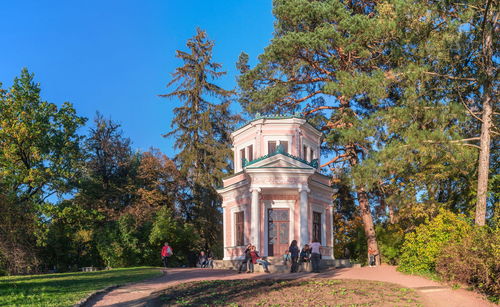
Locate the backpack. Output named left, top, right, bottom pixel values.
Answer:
left=166, top=246, right=173, bottom=257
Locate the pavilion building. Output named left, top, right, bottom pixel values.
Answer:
left=217, top=114, right=336, bottom=261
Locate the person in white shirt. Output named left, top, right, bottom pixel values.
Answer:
left=310, top=239, right=321, bottom=273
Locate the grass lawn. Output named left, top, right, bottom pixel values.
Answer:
left=155, top=279, right=423, bottom=307
left=0, top=266, right=163, bottom=307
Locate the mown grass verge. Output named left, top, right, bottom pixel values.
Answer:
left=0, top=266, right=162, bottom=307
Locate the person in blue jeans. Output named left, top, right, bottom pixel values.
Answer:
left=288, top=240, right=300, bottom=273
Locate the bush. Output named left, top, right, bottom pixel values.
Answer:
left=376, top=224, right=404, bottom=265
left=436, top=226, right=500, bottom=301
left=398, top=209, right=471, bottom=274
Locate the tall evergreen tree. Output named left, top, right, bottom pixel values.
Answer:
left=238, top=0, right=398, bottom=264
left=160, top=28, right=240, bottom=250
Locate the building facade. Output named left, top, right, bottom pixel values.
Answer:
left=217, top=114, right=336, bottom=260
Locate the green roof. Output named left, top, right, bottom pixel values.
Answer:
left=243, top=144, right=319, bottom=168
left=235, top=112, right=322, bottom=134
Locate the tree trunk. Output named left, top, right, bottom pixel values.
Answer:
left=475, top=97, right=492, bottom=226
left=358, top=188, right=381, bottom=265
left=349, top=149, right=380, bottom=265
left=475, top=6, right=497, bottom=226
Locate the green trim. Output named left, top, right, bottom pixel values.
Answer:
left=237, top=112, right=303, bottom=130
left=243, top=144, right=319, bottom=168
left=235, top=112, right=322, bottom=134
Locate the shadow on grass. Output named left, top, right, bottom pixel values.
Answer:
left=153, top=279, right=310, bottom=306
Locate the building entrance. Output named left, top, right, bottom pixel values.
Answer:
left=267, top=208, right=289, bottom=257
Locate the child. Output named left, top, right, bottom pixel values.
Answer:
left=283, top=249, right=291, bottom=265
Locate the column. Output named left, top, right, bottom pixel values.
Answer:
left=329, top=204, right=335, bottom=259
left=222, top=206, right=228, bottom=260
left=250, top=187, right=261, bottom=250
left=299, top=184, right=310, bottom=247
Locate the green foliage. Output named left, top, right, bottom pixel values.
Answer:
left=149, top=207, right=201, bottom=266
left=436, top=226, right=500, bottom=301
left=376, top=224, right=405, bottom=265
left=0, top=68, right=86, bottom=274
left=160, top=28, right=240, bottom=249
left=398, top=210, right=472, bottom=274
left=0, top=267, right=161, bottom=306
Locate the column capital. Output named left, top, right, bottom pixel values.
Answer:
left=298, top=184, right=310, bottom=193
left=250, top=187, right=262, bottom=193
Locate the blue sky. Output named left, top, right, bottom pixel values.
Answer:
left=0, top=1, right=274, bottom=157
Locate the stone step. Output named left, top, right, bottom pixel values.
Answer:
left=213, top=258, right=352, bottom=271
left=214, top=259, right=347, bottom=273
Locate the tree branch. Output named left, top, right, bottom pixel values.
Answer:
left=321, top=153, right=350, bottom=168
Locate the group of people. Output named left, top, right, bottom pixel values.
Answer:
left=161, top=239, right=323, bottom=273
left=238, top=244, right=271, bottom=273
left=284, top=239, right=322, bottom=273
left=238, top=239, right=322, bottom=274
left=160, top=242, right=214, bottom=269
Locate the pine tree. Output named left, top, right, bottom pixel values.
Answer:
left=161, top=28, right=240, bottom=249
left=238, top=0, right=396, bottom=264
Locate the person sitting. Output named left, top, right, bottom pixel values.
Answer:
left=256, top=256, right=271, bottom=273
left=282, top=249, right=291, bottom=265
left=206, top=249, right=214, bottom=268
left=248, top=245, right=270, bottom=273
left=198, top=251, right=209, bottom=268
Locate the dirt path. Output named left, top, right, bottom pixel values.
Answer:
left=86, top=266, right=494, bottom=307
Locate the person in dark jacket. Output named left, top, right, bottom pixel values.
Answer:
left=238, top=243, right=252, bottom=273
left=299, top=244, right=311, bottom=272
left=288, top=240, right=300, bottom=273
left=198, top=251, right=208, bottom=268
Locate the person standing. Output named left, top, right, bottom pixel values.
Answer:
left=161, top=242, right=173, bottom=269
left=310, top=239, right=321, bottom=273
left=289, top=240, right=300, bottom=273
left=238, top=243, right=252, bottom=273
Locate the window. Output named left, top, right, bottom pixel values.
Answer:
left=313, top=212, right=321, bottom=243
left=268, top=141, right=277, bottom=154
left=235, top=211, right=244, bottom=246
left=310, top=148, right=315, bottom=161
left=303, top=145, right=308, bottom=159
left=248, top=144, right=253, bottom=161
left=280, top=141, right=288, bottom=153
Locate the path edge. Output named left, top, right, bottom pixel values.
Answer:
left=73, top=269, right=166, bottom=307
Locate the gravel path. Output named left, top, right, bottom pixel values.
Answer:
left=86, top=265, right=495, bottom=307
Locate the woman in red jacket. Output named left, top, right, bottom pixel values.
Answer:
left=161, top=242, right=173, bottom=269
left=247, top=245, right=270, bottom=273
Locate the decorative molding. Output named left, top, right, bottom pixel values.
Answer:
left=252, top=176, right=301, bottom=185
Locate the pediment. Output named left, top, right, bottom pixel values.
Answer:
left=245, top=153, right=314, bottom=169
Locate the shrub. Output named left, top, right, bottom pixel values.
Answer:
left=398, top=209, right=471, bottom=274
left=436, top=226, right=500, bottom=301
left=376, top=224, right=404, bottom=265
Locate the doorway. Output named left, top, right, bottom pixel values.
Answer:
left=267, top=208, right=289, bottom=256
